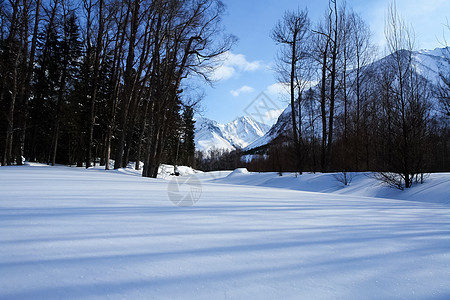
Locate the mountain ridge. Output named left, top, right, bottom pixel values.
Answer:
left=195, top=116, right=270, bottom=153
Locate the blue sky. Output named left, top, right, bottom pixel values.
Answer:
left=195, top=0, right=450, bottom=125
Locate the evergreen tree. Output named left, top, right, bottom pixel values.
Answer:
left=29, top=18, right=61, bottom=163
left=181, top=105, right=196, bottom=167
left=54, top=10, right=82, bottom=165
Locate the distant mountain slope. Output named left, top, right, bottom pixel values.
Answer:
left=195, top=116, right=270, bottom=152
left=246, top=47, right=450, bottom=151
left=413, top=47, right=449, bottom=82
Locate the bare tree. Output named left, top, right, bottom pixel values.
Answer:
left=312, top=16, right=331, bottom=171
left=271, top=7, right=311, bottom=174
left=331, top=9, right=376, bottom=173
left=378, top=1, right=432, bottom=188
left=113, top=0, right=146, bottom=170
left=16, top=0, right=42, bottom=165
left=2, top=0, right=28, bottom=165
left=348, top=11, right=375, bottom=170
left=83, top=0, right=106, bottom=168
left=103, top=0, right=127, bottom=170
left=312, top=0, right=342, bottom=171
left=142, top=0, right=235, bottom=178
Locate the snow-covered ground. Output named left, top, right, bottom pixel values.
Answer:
left=214, top=169, right=450, bottom=205
left=1, top=164, right=449, bottom=299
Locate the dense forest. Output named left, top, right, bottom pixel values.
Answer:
left=0, top=0, right=449, bottom=187
left=0, top=0, right=234, bottom=177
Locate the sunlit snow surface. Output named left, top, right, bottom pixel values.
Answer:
left=1, top=164, right=449, bottom=299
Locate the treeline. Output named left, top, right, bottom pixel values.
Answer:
left=194, top=149, right=242, bottom=171
left=254, top=1, right=450, bottom=188
left=0, top=0, right=233, bottom=177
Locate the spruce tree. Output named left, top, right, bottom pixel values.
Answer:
left=181, top=106, right=196, bottom=167
left=29, top=20, right=61, bottom=163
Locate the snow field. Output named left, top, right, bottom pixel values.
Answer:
left=1, top=164, right=449, bottom=299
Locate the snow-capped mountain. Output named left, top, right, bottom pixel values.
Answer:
left=245, top=107, right=293, bottom=150
left=195, top=116, right=270, bottom=152
left=246, top=47, right=450, bottom=151
left=412, top=47, right=449, bottom=82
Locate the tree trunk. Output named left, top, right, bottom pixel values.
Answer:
left=289, top=32, right=300, bottom=173
left=114, top=1, right=139, bottom=170
left=18, top=0, right=41, bottom=164
left=326, top=1, right=338, bottom=171
left=319, top=46, right=328, bottom=171
left=104, top=10, right=126, bottom=170
left=85, top=0, right=104, bottom=168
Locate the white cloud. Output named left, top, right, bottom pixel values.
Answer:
left=211, top=65, right=236, bottom=81
left=266, top=82, right=290, bottom=96
left=226, top=52, right=262, bottom=71
left=230, top=85, right=255, bottom=97
left=210, top=51, right=264, bottom=81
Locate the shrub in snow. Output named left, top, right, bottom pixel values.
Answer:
left=373, top=172, right=429, bottom=190
left=373, top=172, right=406, bottom=190
left=334, top=172, right=354, bottom=186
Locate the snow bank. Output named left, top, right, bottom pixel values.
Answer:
left=158, top=164, right=198, bottom=178
left=216, top=171, right=450, bottom=205
left=88, top=161, right=199, bottom=179
left=226, top=168, right=249, bottom=178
